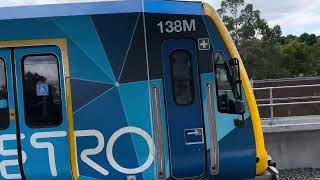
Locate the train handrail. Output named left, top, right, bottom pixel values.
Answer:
left=151, top=84, right=166, bottom=179
left=206, top=81, right=219, bottom=175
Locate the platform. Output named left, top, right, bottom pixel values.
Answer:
left=262, top=115, right=320, bottom=133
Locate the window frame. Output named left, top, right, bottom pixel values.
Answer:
left=0, top=57, right=10, bottom=130
left=213, top=51, right=239, bottom=114
left=21, top=53, right=63, bottom=128
left=169, top=49, right=195, bottom=106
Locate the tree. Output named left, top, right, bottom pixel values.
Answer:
left=298, top=33, right=317, bottom=46
left=281, top=40, right=312, bottom=76
left=308, top=41, right=320, bottom=75
left=243, top=40, right=290, bottom=79
left=238, top=4, right=261, bottom=41
left=279, top=34, right=297, bottom=45
left=217, top=0, right=281, bottom=46
left=217, top=0, right=245, bottom=46
left=218, top=0, right=319, bottom=80
left=263, top=25, right=282, bottom=43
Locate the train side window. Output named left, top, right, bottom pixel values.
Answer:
left=22, top=54, right=63, bottom=128
left=170, top=50, right=195, bottom=105
left=213, top=52, right=237, bottom=114
left=0, top=58, right=10, bottom=130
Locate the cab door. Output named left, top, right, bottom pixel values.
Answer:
left=0, top=45, right=73, bottom=179
left=162, top=39, right=206, bottom=179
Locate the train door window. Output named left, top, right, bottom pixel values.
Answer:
left=170, top=50, right=195, bottom=105
left=0, top=58, right=10, bottom=129
left=213, top=52, right=237, bottom=114
left=22, top=54, right=62, bottom=128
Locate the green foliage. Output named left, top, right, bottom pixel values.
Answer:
left=218, top=0, right=260, bottom=46
left=218, top=0, right=319, bottom=79
left=281, top=40, right=310, bottom=75
left=298, top=33, right=317, bottom=46
left=242, top=40, right=290, bottom=79
left=278, top=34, right=320, bottom=77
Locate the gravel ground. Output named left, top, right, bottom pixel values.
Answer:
left=279, top=168, right=320, bottom=180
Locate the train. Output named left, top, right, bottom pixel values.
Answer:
left=0, top=0, right=278, bottom=179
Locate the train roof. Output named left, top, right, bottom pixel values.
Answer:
left=0, top=0, right=204, bottom=20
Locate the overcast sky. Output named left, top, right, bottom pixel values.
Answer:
left=0, top=0, right=319, bottom=36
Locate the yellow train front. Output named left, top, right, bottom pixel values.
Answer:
left=0, top=0, right=277, bottom=179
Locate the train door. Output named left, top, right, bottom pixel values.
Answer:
left=0, top=49, right=22, bottom=180
left=0, top=46, right=73, bottom=179
left=162, top=39, right=206, bottom=179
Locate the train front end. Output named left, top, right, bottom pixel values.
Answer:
left=143, top=1, right=278, bottom=179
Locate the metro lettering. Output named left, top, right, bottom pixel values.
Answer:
left=0, top=126, right=154, bottom=179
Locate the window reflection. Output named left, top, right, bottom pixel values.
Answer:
left=216, top=68, right=234, bottom=100
left=170, top=50, right=195, bottom=105
left=22, top=54, right=62, bottom=128
left=213, top=52, right=237, bottom=113
left=0, top=58, right=10, bottom=130
left=0, top=59, right=7, bottom=99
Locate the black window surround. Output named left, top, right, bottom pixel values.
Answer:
left=0, top=58, right=10, bottom=130
left=22, top=54, right=63, bottom=128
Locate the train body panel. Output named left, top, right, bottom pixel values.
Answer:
left=0, top=1, right=269, bottom=179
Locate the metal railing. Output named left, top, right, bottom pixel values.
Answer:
left=253, top=84, right=320, bottom=125
left=252, top=76, right=320, bottom=83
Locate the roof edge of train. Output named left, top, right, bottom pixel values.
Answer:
left=0, top=0, right=203, bottom=21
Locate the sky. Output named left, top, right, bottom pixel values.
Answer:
left=0, top=0, right=319, bottom=36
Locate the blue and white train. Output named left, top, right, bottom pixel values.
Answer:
left=0, top=0, right=277, bottom=179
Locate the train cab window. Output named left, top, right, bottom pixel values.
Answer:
left=213, top=52, right=237, bottom=114
left=170, top=50, right=195, bottom=105
left=0, top=58, right=10, bottom=130
left=22, top=54, right=62, bottom=128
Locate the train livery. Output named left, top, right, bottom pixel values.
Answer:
left=0, top=0, right=277, bottom=179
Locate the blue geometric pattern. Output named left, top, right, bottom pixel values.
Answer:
left=0, top=2, right=258, bottom=179
left=92, top=13, right=140, bottom=81
left=73, top=87, right=148, bottom=179
left=53, top=16, right=116, bottom=82
left=70, top=79, right=114, bottom=112
left=62, top=14, right=154, bottom=179
left=0, top=12, right=155, bottom=179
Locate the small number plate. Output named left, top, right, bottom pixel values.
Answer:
left=184, top=128, right=204, bottom=145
